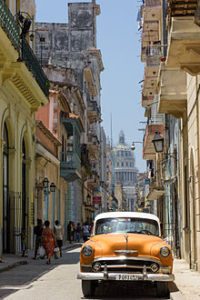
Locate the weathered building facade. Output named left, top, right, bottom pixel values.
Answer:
left=35, top=1, right=105, bottom=226
left=138, top=0, right=200, bottom=271
left=0, top=0, right=49, bottom=256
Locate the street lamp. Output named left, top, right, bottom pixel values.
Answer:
left=50, top=182, right=56, bottom=193
left=17, top=11, right=32, bottom=36
left=152, top=132, right=164, bottom=153
left=43, top=177, right=49, bottom=188
left=42, top=178, right=56, bottom=192
left=131, top=141, right=143, bottom=151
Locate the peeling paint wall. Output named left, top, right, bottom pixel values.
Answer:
left=35, top=2, right=100, bottom=91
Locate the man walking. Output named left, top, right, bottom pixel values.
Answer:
left=33, top=219, right=43, bottom=259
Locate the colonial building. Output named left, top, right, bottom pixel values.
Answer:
left=0, top=0, right=49, bottom=256
left=138, top=0, right=200, bottom=270
left=35, top=1, right=104, bottom=226
left=111, top=131, right=138, bottom=211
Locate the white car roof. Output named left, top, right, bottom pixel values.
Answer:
left=94, top=211, right=160, bottom=223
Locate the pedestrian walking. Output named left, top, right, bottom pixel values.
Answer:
left=42, top=220, right=55, bottom=264
left=21, top=229, right=28, bottom=257
left=76, top=223, right=82, bottom=242
left=54, top=220, right=63, bottom=257
left=71, top=221, right=75, bottom=242
left=83, top=222, right=90, bottom=242
left=33, top=219, right=43, bottom=259
left=67, top=221, right=72, bottom=244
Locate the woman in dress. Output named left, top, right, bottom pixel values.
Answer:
left=42, top=220, right=55, bottom=264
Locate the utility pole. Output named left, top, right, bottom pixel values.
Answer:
left=110, top=113, right=113, bottom=149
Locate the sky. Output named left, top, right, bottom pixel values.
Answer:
left=35, top=0, right=146, bottom=172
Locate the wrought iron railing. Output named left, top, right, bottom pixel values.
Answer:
left=21, top=36, right=49, bottom=97
left=0, top=0, right=20, bottom=50
left=0, top=1, right=49, bottom=97
left=145, top=0, right=161, bottom=8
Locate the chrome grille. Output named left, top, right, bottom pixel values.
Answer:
left=92, top=257, right=160, bottom=274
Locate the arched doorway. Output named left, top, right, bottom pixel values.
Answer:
left=22, top=138, right=27, bottom=230
left=190, top=149, right=197, bottom=268
left=3, top=123, right=10, bottom=252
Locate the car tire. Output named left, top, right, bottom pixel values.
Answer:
left=81, top=280, right=96, bottom=298
left=156, top=282, right=169, bottom=297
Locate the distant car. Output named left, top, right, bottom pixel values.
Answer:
left=77, top=211, right=174, bottom=298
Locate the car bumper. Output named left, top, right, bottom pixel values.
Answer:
left=77, top=272, right=174, bottom=282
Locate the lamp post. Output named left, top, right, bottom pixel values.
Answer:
left=152, top=132, right=164, bottom=153
left=42, top=178, right=56, bottom=220
left=50, top=182, right=56, bottom=225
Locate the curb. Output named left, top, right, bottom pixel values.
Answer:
left=0, top=260, right=28, bottom=273
left=170, top=291, right=186, bottom=300
left=62, top=243, right=82, bottom=251
left=0, top=243, right=81, bottom=273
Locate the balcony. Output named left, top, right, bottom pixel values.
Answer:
left=166, top=16, right=200, bottom=75
left=143, top=0, right=161, bottom=23
left=168, top=0, right=197, bottom=18
left=87, top=171, right=100, bottom=188
left=21, top=37, right=49, bottom=97
left=0, top=0, right=19, bottom=52
left=142, top=95, right=154, bottom=107
left=141, top=45, right=161, bottom=62
left=0, top=1, right=49, bottom=108
left=81, top=144, right=91, bottom=177
left=147, top=187, right=164, bottom=200
left=143, top=124, right=164, bottom=160
left=142, top=21, right=160, bottom=44
left=87, top=100, right=101, bottom=123
left=60, top=111, right=83, bottom=181
left=158, top=63, right=187, bottom=118
left=84, top=66, right=97, bottom=98
left=88, top=133, right=99, bottom=157
left=60, top=151, right=81, bottom=181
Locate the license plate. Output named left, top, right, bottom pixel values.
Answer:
left=116, top=274, right=138, bottom=281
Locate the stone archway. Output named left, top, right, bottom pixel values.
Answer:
left=190, top=148, right=197, bottom=268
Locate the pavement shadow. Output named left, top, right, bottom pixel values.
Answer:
left=81, top=281, right=171, bottom=299
left=0, top=248, right=81, bottom=299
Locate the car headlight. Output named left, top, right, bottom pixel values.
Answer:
left=82, top=245, right=93, bottom=257
left=160, top=246, right=170, bottom=257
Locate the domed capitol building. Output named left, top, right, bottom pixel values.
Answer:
left=111, top=131, right=138, bottom=211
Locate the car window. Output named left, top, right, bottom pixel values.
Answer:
left=95, top=218, right=159, bottom=236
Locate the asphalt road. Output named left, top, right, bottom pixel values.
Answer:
left=0, top=248, right=170, bottom=300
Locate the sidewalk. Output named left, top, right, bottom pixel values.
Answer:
left=0, top=241, right=82, bottom=273
left=170, top=259, right=200, bottom=300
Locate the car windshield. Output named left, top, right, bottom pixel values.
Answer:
left=95, top=217, right=159, bottom=236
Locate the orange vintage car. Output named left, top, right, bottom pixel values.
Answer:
left=77, top=211, right=174, bottom=298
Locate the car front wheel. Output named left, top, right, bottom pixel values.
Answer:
left=82, top=280, right=97, bottom=298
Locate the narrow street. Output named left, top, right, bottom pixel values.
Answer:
left=0, top=248, right=170, bottom=300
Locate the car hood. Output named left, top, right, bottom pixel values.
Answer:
left=90, top=233, right=165, bottom=257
